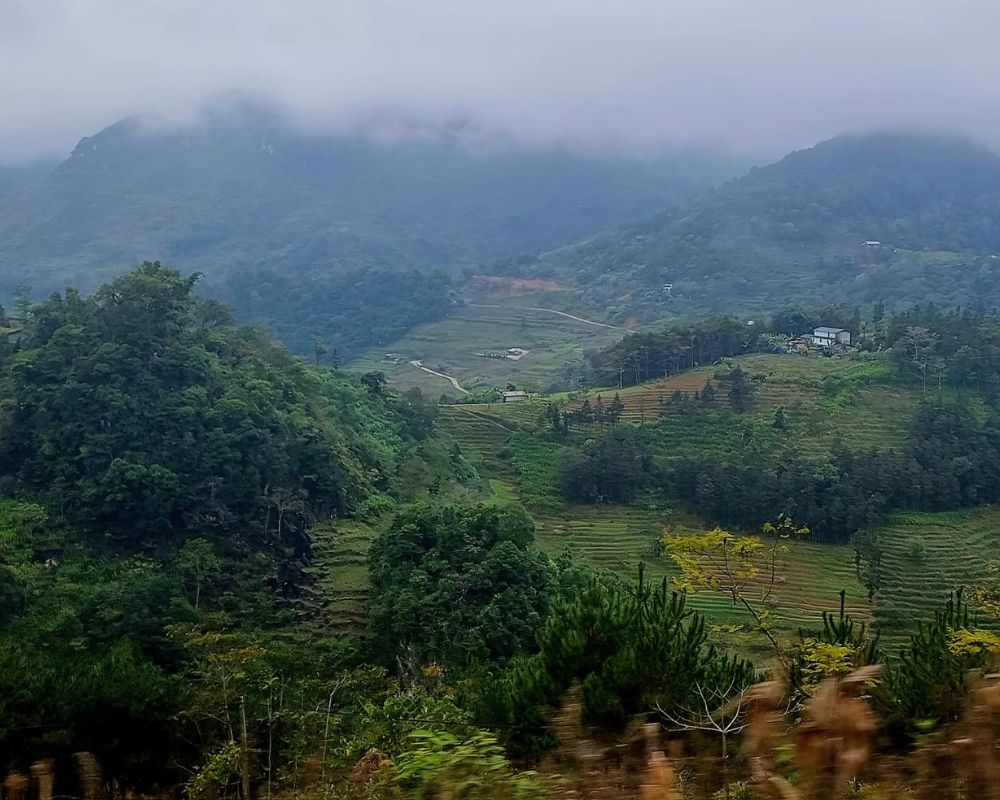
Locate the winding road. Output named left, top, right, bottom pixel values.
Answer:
left=466, top=304, right=625, bottom=330
left=409, top=361, right=469, bottom=394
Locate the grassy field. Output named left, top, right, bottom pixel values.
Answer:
left=873, top=507, right=1000, bottom=651
left=348, top=303, right=623, bottom=398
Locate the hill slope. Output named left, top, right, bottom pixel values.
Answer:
left=0, top=109, right=739, bottom=353
left=524, top=131, right=1000, bottom=320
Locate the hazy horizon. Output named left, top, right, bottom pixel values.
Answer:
left=2, top=1, right=999, bottom=163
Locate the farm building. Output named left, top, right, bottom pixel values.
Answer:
left=812, top=327, right=851, bottom=347
left=1, top=318, right=23, bottom=347
left=501, top=390, right=528, bottom=403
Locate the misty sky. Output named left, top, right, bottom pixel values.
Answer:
left=2, top=0, right=999, bottom=162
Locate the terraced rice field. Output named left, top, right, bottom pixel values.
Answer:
left=874, top=507, right=1000, bottom=651
left=300, top=520, right=378, bottom=638
left=349, top=303, right=622, bottom=397
left=318, top=354, right=972, bottom=651
left=532, top=505, right=871, bottom=647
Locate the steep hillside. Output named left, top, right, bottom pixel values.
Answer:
left=0, top=109, right=739, bottom=356
left=522, top=131, right=1000, bottom=320
left=0, top=159, right=54, bottom=200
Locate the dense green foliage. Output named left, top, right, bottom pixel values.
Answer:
left=483, top=570, right=754, bottom=745
left=223, top=266, right=453, bottom=360
left=368, top=503, right=553, bottom=670
left=587, top=316, right=758, bottom=388
left=517, top=132, right=1000, bottom=322
left=0, top=500, right=182, bottom=783
left=561, top=428, right=656, bottom=504
left=0, top=263, right=432, bottom=560
left=0, top=109, right=738, bottom=356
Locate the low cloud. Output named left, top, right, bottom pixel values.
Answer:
left=2, top=0, right=999, bottom=161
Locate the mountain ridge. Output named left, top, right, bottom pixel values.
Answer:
left=519, top=130, right=1000, bottom=321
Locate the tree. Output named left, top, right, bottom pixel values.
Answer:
left=486, top=567, right=754, bottom=739
left=666, top=515, right=809, bottom=669
left=13, top=284, right=32, bottom=320
left=879, top=591, right=998, bottom=738
left=176, top=538, right=224, bottom=610
left=772, top=406, right=787, bottom=430
left=361, top=371, right=388, bottom=397
left=313, top=340, right=328, bottom=366
left=368, top=503, right=553, bottom=670
left=608, top=392, right=625, bottom=423
left=726, top=365, right=755, bottom=413
left=893, top=326, right=939, bottom=392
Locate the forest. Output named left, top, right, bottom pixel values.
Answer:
left=6, top=269, right=1000, bottom=799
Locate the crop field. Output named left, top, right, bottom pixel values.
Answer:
left=532, top=504, right=872, bottom=655
left=435, top=405, right=523, bottom=489
left=348, top=303, right=623, bottom=397
left=485, top=354, right=923, bottom=463
left=301, top=520, right=378, bottom=638
left=873, top=507, right=1000, bottom=651
left=322, top=353, right=990, bottom=656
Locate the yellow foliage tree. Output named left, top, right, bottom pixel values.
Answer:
left=665, top=514, right=809, bottom=669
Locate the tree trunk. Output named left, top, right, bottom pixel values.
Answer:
left=240, top=696, right=251, bottom=800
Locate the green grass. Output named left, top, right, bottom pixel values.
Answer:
left=348, top=303, right=623, bottom=397
left=874, top=507, right=1000, bottom=652
left=533, top=504, right=871, bottom=657
left=300, top=519, right=379, bottom=638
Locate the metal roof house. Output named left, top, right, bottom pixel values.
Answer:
left=812, top=327, right=851, bottom=347
left=501, top=390, right=528, bottom=403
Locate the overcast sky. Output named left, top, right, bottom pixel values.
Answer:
left=2, top=0, right=999, bottom=162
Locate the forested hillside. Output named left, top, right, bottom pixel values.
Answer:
left=9, top=270, right=1000, bottom=798
left=0, top=109, right=739, bottom=356
left=0, top=263, right=485, bottom=786
left=518, top=132, right=1000, bottom=322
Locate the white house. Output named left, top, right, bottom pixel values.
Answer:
left=812, top=327, right=851, bottom=347
left=501, top=390, right=528, bottom=403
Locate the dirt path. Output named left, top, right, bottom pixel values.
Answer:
left=410, top=360, right=469, bottom=394
left=467, top=303, right=624, bottom=330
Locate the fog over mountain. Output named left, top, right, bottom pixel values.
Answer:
left=2, top=0, right=999, bottom=162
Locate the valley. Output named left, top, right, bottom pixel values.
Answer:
left=9, top=6, right=1000, bottom=795
left=349, top=297, right=626, bottom=397
left=322, top=349, right=1000, bottom=659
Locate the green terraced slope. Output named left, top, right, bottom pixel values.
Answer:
left=300, top=520, right=378, bottom=638
left=533, top=505, right=871, bottom=649
left=874, top=507, right=1000, bottom=651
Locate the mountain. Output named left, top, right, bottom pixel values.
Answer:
left=521, top=131, right=1000, bottom=320
left=0, top=159, right=56, bottom=201
left=0, top=110, right=741, bottom=355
